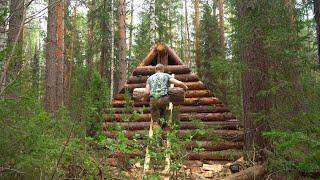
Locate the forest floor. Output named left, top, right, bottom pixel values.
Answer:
left=108, top=157, right=248, bottom=180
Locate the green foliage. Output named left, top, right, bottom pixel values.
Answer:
left=264, top=130, right=320, bottom=174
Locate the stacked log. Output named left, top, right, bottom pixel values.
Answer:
left=127, top=73, right=199, bottom=84
left=105, top=48, right=243, bottom=163
left=133, top=65, right=190, bottom=75
left=103, top=120, right=239, bottom=131
left=105, top=112, right=235, bottom=122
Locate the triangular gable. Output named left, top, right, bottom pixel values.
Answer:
left=138, top=43, right=183, bottom=67
left=106, top=43, right=243, bottom=163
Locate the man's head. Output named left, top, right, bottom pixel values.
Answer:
left=155, top=64, right=165, bottom=73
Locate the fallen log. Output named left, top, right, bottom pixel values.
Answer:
left=109, top=105, right=229, bottom=114
left=105, top=112, right=235, bottom=122
left=184, top=141, right=243, bottom=151
left=127, top=74, right=199, bottom=84
left=103, top=120, right=240, bottom=131
left=133, top=65, right=190, bottom=75
left=222, top=164, right=267, bottom=180
left=104, top=129, right=243, bottom=141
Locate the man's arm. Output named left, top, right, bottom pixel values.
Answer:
left=169, top=78, right=188, bottom=90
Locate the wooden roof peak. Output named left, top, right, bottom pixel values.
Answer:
left=138, top=43, right=183, bottom=66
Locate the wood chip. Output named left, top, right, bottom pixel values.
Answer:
left=202, top=164, right=223, bottom=172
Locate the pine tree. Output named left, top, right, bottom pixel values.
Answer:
left=118, top=0, right=127, bottom=92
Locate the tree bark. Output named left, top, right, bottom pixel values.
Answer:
left=128, top=0, right=134, bottom=62
left=110, top=0, right=115, bottom=101
left=100, top=0, right=108, bottom=79
left=184, top=0, right=191, bottom=67
left=8, top=0, right=24, bottom=74
left=237, top=0, right=270, bottom=160
left=56, top=0, right=65, bottom=108
left=45, top=0, right=58, bottom=113
left=218, top=0, right=225, bottom=54
left=194, top=0, right=201, bottom=77
left=150, top=0, right=156, bottom=46
left=315, top=0, right=320, bottom=68
left=0, top=1, right=7, bottom=50
left=118, top=0, right=127, bottom=93
left=87, top=0, right=94, bottom=82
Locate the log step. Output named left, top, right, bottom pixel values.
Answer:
left=121, top=81, right=207, bottom=92
left=127, top=73, right=199, bottom=84
left=112, top=97, right=221, bottom=106
left=133, top=65, right=190, bottom=75
left=105, top=112, right=235, bottom=122
left=104, top=129, right=243, bottom=141
left=103, top=120, right=239, bottom=131
left=109, top=105, right=229, bottom=114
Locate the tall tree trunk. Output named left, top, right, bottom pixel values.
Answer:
left=45, top=0, right=58, bottom=113
left=56, top=0, right=65, bottom=108
left=118, top=0, right=127, bottom=92
left=8, top=0, right=24, bottom=74
left=218, top=0, right=225, bottom=54
left=100, top=0, right=108, bottom=79
left=237, top=0, right=270, bottom=160
left=194, top=0, right=201, bottom=77
left=64, top=0, right=77, bottom=107
left=0, top=0, right=7, bottom=50
left=314, top=0, right=320, bottom=68
left=110, top=0, right=115, bottom=100
left=150, top=0, right=156, bottom=46
left=184, top=0, right=191, bottom=67
left=128, top=0, right=134, bottom=62
left=87, top=0, right=94, bottom=82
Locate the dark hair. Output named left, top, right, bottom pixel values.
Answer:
left=155, top=64, right=164, bottom=72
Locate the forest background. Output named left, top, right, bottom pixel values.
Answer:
left=0, top=0, right=320, bottom=179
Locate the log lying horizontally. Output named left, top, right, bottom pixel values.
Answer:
left=105, top=112, right=235, bottom=122
left=121, top=81, right=207, bottom=93
left=104, top=139, right=242, bottom=151
left=127, top=74, right=199, bottom=84
left=103, top=120, right=239, bottom=131
left=109, top=105, right=229, bottom=114
left=133, top=65, right=191, bottom=75
left=108, top=150, right=243, bottom=161
left=112, top=97, right=221, bottom=107
left=222, top=164, right=267, bottom=180
left=104, top=129, right=243, bottom=141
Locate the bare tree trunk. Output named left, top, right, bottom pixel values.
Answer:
left=118, top=0, right=127, bottom=92
left=87, top=0, right=94, bottom=82
left=194, top=0, right=201, bottom=77
left=128, top=0, right=134, bottom=62
left=0, top=1, right=7, bottom=50
left=238, top=0, right=270, bottom=160
left=218, top=0, right=225, bottom=55
left=45, top=0, right=58, bottom=112
left=8, top=0, right=25, bottom=74
left=150, top=0, right=156, bottom=47
left=184, top=0, right=191, bottom=67
left=314, top=0, right=320, bottom=68
left=56, top=0, right=65, bottom=108
left=100, top=0, right=108, bottom=79
left=64, top=0, right=77, bottom=107
left=110, top=0, right=114, bottom=100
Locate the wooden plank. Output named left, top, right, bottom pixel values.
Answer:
left=127, top=74, right=199, bottom=84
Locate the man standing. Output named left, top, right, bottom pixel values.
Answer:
left=144, top=64, right=188, bottom=130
